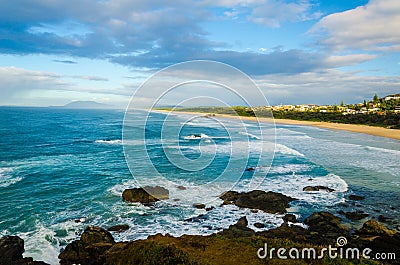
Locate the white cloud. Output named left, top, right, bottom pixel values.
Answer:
left=311, top=0, right=400, bottom=52
left=256, top=69, right=400, bottom=105
left=249, top=0, right=322, bottom=27
left=323, top=54, right=377, bottom=68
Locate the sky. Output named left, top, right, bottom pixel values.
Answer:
left=0, top=0, right=399, bottom=107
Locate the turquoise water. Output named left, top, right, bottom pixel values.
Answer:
left=0, top=107, right=399, bottom=264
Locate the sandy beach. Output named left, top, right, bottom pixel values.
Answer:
left=157, top=110, right=400, bottom=141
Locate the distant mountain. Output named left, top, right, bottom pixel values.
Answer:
left=54, top=101, right=113, bottom=109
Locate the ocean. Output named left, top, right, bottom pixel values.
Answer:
left=0, top=107, right=399, bottom=264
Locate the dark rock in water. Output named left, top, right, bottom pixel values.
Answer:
left=81, top=226, right=115, bottom=245
left=254, top=223, right=265, bottom=228
left=0, top=236, right=49, bottom=265
left=59, top=226, right=115, bottom=265
left=220, top=190, right=295, bottom=214
left=345, top=211, right=369, bottom=221
left=378, top=215, right=391, bottom=223
left=122, top=186, right=169, bottom=204
left=205, top=206, right=214, bottom=211
left=236, top=216, right=248, bottom=228
left=0, top=236, right=23, bottom=264
left=348, top=194, right=365, bottom=201
left=218, top=216, right=255, bottom=238
left=184, top=214, right=207, bottom=223
left=245, top=167, right=255, bottom=171
left=304, top=211, right=349, bottom=244
left=193, top=203, right=206, bottom=209
left=303, top=186, right=335, bottom=192
left=176, top=185, right=186, bottom=190
left=219, top=191, right=240, bottom=202
left=108, top=224, right=129, bottom=232
left=282, top=214, right=297, bottom=223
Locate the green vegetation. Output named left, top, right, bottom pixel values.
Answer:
left=159, top=94, right=400, bottom=129
left=272, top=111, right=400, bottom=128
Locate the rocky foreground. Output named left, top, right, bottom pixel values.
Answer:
left=2, top=188, right=400, bottom=264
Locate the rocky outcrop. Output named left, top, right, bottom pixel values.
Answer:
left=58, top=211, right=400, bottom=265
left=218, top=216, right=255, bottom=238
left=59, top=226, right=115, bottom=265
left=303, top=186, right=335, bottom=192
left=219, top=190, right=295, bottom=214
left=122, top=186, right=169, bottom=204
left=304, top=211, right=350, bottom=244
left=351, top=220, right=400, bottom=260
left=282, top=213, right=297, bottom=223
left=0, top=236, right=49, bottom=265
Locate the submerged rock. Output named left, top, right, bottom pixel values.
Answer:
left=303, top=186, right=335, bottom=192
left=108, top=224, right=129, bottom=232
left=345, top=211, right=369, bottom=221
left=122, top=186, right=169, bottom=204
left=219, top=190, right=295, bottom=214
left=348, top=194, right=365, bottom=200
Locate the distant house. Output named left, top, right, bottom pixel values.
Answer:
left=384, top=94, right=400, bottom=100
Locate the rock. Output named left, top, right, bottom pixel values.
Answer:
left=219, top=190, right=295, bottom=214
left=0, top=236, right=23, bottom=264
left=218, top=216, right=255, bottom=238
left=282, top=214, right=297, bottom=223
left=122, top=186, right=169, bottom=204
left=184, top=214, right=207, bottom=222
left=81, top=226, right=115, bottom=245
left=236, top=216, right=248, bottom=228
left=245, top=167, right=255, bottom=171
left=193, top=203, right=206, bottom=209
left=59, top=226, right=116, bottom=265
left=205, top=206, right=214, bottom=211
left=304, top=211, right=349, bottom=244
left=348, top=194, right=365, bottom=201
left=353, top=220, right=400, bottom=258
left=345, top=211, right=369, bottom=221
left=0, top=236, right=49, bottom=265
left=378, top=215, right=391, bottom=223
left=254, top=223, right=265, bottom=228
left=176, top=185, right=186, bottom=190
left=219, top=191, right=240, bottom=202
left=357, top=220, right=397, bottom=237
left=303, top=186, right=335, bottom=192
left=107, top=224, right=129, bottom=232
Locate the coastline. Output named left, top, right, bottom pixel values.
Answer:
left=156, top=110, right=400, bottom=141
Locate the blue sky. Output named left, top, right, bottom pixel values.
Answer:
left=0, top=0, right=399, bottom=107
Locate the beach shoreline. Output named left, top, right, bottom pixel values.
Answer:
left=155, top=110, right=400, bottom=140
